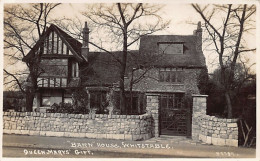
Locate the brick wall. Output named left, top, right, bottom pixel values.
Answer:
left=3, top=112, right=152, bottom=141
left=192, top=95, right=238, bottom=147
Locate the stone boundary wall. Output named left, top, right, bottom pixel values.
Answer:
left=3, top=112, right=152, bottom=141
left=192, top=95, right=238, bottom=147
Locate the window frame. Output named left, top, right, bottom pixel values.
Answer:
left=159, top=68, right=184, bottom=83
left=41, top=90, right=51, bottom=106
left=158, top=42, right=184, bottom=55
left=40, top=58, right=68, bottom=77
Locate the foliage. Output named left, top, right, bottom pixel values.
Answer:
left=71, top=89, right=88, bottom=110
left=206, top=65, right=256, bottom=147
left=192, top=4, right=256, bottom=118
left=197, top=68, right=209, bottom=95
left=49, top=102, right=74, bottom=113
left=3, top=91, right=26, bottom=112
left=105, top=89, right=121, bottom=115
left=56, top=3, right=170, bottom=114
left=206, top=64, right=255, bottom=117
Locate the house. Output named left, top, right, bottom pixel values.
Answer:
left=23, top=21, right=206, bottom=136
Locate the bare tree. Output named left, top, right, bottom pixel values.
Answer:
left=4, top=3, right=61, bottom=111
left=192, top=4, right=256, bottom=118
left=55, top=3, right=169, bottom=114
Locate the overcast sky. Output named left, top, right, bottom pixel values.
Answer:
left=51, top=3, right=257, bottom=73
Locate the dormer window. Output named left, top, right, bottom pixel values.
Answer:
left=158, top=42, right=183, bottom=55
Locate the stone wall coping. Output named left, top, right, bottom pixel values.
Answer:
left=145, top=93, right=161, bottom=96
left=192, top=94, right=208, bottom=97
left=196, top=114, right=238, bottom=123
left=3, top=111, right=152, bottom=120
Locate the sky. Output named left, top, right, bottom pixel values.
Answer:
left=2, top=2, right=258, bottom=90
left=43, top=3, right=257, bottom=73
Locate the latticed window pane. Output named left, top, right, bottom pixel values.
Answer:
left=43, top=38, right=48, bottom=54
left=37, top=78, right=43, bottom=87
left=43, top=78, right=49, bottom=87
left=177, top=71, right=184, bottom=83
left=48, top=32, right=53, bottom=54
left=50, top=78, right=55, bottom=87
left=61, top=78, right=67, bottom=87
left=40, top=59, right=68, bottom=77
left=159, top=68, right=184, bottom=83
left=159, top=71, right=165, bottom=82
left=171, top=72, right=176, bottom=82
left=165, top=72, right=170, bottom=82
left=53, top=32, right=58, bottom=54
left=63, top=43, right=67, bottom=55
left=55, top=78, right=61, bottom=87
left=58, top=37, right=62, bottom=54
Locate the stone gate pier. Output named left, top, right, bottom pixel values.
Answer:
left=192, top=95, right=238, bottom=147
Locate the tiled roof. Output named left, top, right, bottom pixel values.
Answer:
left=139, top=35, right=206, bottom=68
left=81, top=51, right=139, bottom=87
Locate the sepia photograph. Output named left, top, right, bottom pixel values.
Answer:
left=1, top=0, right=258, bottom=159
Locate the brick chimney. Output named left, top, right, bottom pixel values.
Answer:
left=193, top=21, right=202, bottom=52
left=81, top=22, right=89, bottom=60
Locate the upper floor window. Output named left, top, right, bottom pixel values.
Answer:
left=158, top=43, right=183, bottom=55
left=71, top=62, right=79, bottom=77
left=40, top=59, right=68, bottom=77
left=159, top=68, right=184, bottom=83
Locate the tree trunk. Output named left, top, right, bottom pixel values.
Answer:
left=130, top=83, right=133, bottom=114
left=25, top=92, right=34, bottom=112
left=225, top=91, right=232, bottom=118
left=119, top=29, right=128, bottom=114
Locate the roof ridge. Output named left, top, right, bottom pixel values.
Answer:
left=142, top=34, right=196, bottom=37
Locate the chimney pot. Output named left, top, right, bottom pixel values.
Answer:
left=81, top=21, right=89, bottom=61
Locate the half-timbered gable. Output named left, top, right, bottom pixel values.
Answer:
left=23, top=24, right=86, bottom=112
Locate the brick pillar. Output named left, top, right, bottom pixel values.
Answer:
left=192, top=94, right=208, bottom=141
left=146, top=93, right=159, bottom=138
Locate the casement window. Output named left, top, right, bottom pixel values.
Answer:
left=48, top=32, right=53, bottom=54
left=53, top=32, right=58, bottom=54
left=159, top=68, right=184, bottom=83
left=71, top=62, right=79, bottom=77
left=160, top=93, right=184, bottom=109
left=41, top=91, right=51, bottom=106
left=64, top=91, right=72, bottom=104
left=40, top=59, right=68, bottom=77
left=158, top=43, right=183, bottom=55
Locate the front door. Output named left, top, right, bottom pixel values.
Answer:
left=159, top=93, right=189, bottom=136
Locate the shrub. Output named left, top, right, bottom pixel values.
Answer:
left=50, top=102, right=74, bottom=113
